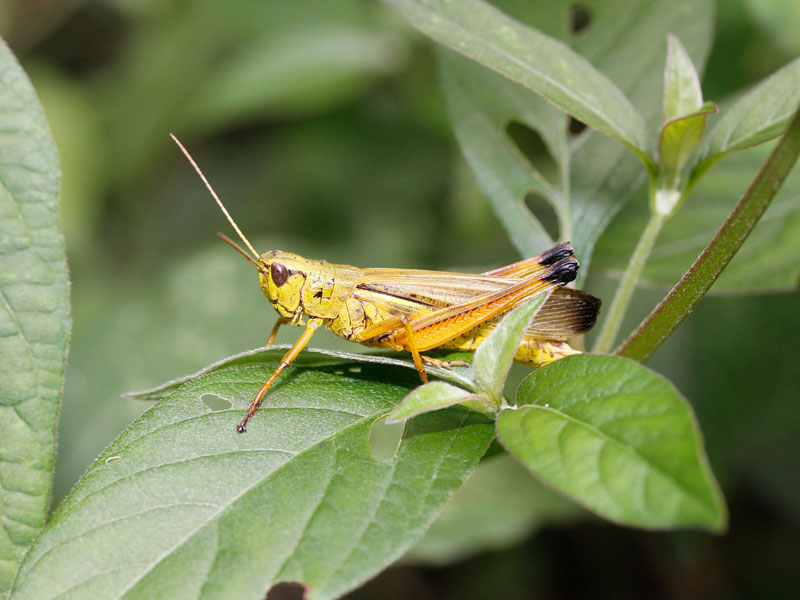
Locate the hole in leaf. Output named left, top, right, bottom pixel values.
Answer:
left=524, top=193, right=560, bottom=240
left=267, top=581, right=306, bottom=600
left=105, top=455, right=121, bottom=465
left=505, top=121, right=559, bottom=185
left=201, top=393, right=232, bottom=412
left=369, top=417, right=405, bottom=462
left=569, top=4, right=592, bottom=33
left=568, top=117, right=588, bottom=136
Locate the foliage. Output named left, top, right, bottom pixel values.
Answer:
left=0, top=39, right=68, bottom=597
left=1, top=0, right=799, bottom=598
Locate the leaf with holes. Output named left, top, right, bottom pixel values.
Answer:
left=497, top=355, right=726, bottom=530
left=0, top=39, right=69, bottom=595
left=9, top=360, right=493, bottom=600
left=437, top=0, right=713, bottom=277
left=383, top=0, right=649, bottom=153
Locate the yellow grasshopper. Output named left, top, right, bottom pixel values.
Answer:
left=171, top=136, right=601, bottom=432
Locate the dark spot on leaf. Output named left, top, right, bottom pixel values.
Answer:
left=267, top=581, right=307, bottom=600
left=568, top=116, right=588, bottom=136
left=201, top=393, right=232, bottom=412
left=570, top=4, right=592, bottom=33
left=505, top=121, right=558, bottom=185
left=524, top=193, right=560, bottom=240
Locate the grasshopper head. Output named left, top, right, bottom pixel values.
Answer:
left=257, top=250, right=314, bottom=320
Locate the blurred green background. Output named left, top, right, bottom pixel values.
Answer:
left=2, top=0, right=798, bottom=598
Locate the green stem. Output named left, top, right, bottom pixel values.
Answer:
left=592, top=210, right=665, bottom=354
left=617, top=106, right=800, bottom=362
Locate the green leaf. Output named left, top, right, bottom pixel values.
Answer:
left=615, top=107, right=800, bottom=362
left=694, top=56, right=800, bottom=172
left=10, top=362, right=493, bottom=600
left=569, top=0, right=713, bottom=270
left=438, top=0, right=713, bottom=273
left=386, top=382, right=493, bottom=423
left=662, top=33, right=704, bottom=123
left=659, top=102, right=718, bottom=187
left=406, top=453, right=582, bottom=564
left=0, top=39, right=69, bottom=594
left=595, top=142, right=800, bottom=294
left=125, top=346, right=477, bottom=402
left=496, top=355, right=726, bottom=530
left=439, top=49, right=560, bottom=255
left=472, top=292, right=549, bottom=403
left=383, top=0, right=649, bottom=154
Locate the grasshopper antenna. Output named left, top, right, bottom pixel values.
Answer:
left=217, top=232, right=260, bottom=268
left=170, top=133, right=260, bottom=260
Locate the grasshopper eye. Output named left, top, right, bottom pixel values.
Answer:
left=271, top=262, right=289, bottom=286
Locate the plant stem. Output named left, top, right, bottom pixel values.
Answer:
left=592, top=210, right=665, bottom=354
left=617, top=106, right=800, bottom=362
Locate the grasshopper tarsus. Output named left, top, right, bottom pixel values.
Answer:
left=421, top=356, right=470, bottom=370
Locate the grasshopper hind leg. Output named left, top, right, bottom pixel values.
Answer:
left=401, top=317, right=429, bottom=384
left=266, top=317, right=290, bottom=346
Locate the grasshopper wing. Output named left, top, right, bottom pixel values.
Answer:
left=356, top=256, right=579, bottom=351
left=527, top=288, right=601, bottom=339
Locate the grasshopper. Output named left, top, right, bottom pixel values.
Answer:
left=171, top=136, right=600, bottom=432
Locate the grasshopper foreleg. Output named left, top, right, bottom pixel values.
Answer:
left=238, top=317, right=323, bottom=433
left=266, top=317, right=290, bottom=346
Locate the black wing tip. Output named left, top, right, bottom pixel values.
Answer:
left=581, top=294, right=602, bottom=332
left=530, top=288, right=602, bottom=338
left=538, top=242, right=574, bottom=267
left=568, top=289, right=602, bottom=332
left=579, top=289, right=602, bottom=312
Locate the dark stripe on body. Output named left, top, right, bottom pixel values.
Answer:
left=356, top=283, right=436, bottom=307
